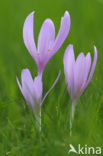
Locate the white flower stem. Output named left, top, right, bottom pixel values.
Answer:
left=70, top=100, right=76, bottom=136
left=35, top=108, right=41, bottom=132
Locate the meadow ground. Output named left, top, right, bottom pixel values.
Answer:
left=0, top=0, right=103, bottom=155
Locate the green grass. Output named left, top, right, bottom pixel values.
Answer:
left=0, top=0, right=103, bottom=155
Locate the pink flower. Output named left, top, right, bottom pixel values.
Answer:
left=23, top=11, right=70, bottom=75
left=63, top=44, right=97, bottom=135
left=16, top=69, right=61, bottom=118
left=63, top=44, right=97, bottom=103
left=16, top=69, right=42, bottom=115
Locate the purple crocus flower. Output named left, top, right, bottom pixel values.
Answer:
left=16, top=69, right=43, bottom=114
left=16, top=69, right=61, bottom=131
left=23, top=11, right=70, bottom=75
left=63, top=44, right=97, bottom=135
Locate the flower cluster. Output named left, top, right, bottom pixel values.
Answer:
left=17, top=11, right=70, bottom=131
left=17, top=11, right=97, bottom=133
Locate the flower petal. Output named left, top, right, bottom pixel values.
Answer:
left=51, top=11, right=70, bottom=54
left=33, top=75, right=43, bottom=101
left=41, top=71, right=61, bottom=106
left=82, top=53, right=91, bottom=89
left=21, top=69, right=34, bottom=91
left=23, top=12, right=37, bottom=60
left=16, top=76, right=22, bottom=92
left=86, top=46, right=97, bottom=87
left=63, top=44, right=75, bottom=98
left=74, top=53, right=86, bottom=94
left=16, top=76, right=32, bottom=108
left=78, top=52, right=91, bottom=96
left=21, top=69, right=35, bottom=108
left=85, top=52, right=91, bottom=80
left=37, top=19, right=55, bottom=58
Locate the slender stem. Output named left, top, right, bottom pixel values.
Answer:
left=35, top=108, right=41, bottom=132
left=70, top=100, right=76, bottom=136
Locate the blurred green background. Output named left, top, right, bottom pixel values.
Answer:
left=0, top=0, right=103, bottom=155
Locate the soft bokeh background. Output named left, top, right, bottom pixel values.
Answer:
left=0, top=0, right=103, bottom=155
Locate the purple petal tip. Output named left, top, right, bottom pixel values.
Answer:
left=94, top=46, right=97, bottom=61
left=94, top=46, right=97, bottom=53
left=58, top=70, right=61, bottom=77
left=64, top=10, right=69, bottom=16
left=30, top=11, right=35, bottom=16
left=68, top=44, right=73, bottom=49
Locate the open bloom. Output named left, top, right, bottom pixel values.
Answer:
left=63, top=44, right=97, bottom=103
left=16, top=69, right=61, bottom=115
left=23, top=11, right=70, bottom=75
